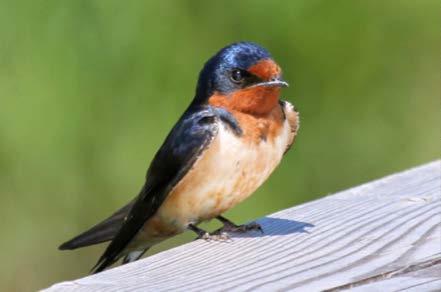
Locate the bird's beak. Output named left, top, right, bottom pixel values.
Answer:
left=249, top=78, right=289, bottom=89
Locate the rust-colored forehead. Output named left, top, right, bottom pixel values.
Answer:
left=247, top=59, right=281, bottom=80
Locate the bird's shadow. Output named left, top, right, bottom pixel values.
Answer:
left=224, top=217, right=314, bottom=238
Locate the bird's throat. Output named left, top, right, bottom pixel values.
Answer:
left=209, top=87, right=281, bottom=116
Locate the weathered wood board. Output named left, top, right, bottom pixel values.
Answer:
left=45, top=160, right=441, bottom=291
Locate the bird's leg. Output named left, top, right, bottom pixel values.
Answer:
left=214, top=215, right=263, bottom=234
left=188, top=224, right=209, bottom=239
left=188, top=224, right=230, bottom=241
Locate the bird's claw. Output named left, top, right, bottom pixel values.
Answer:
left=229, top=222, right=264, bottom=234
left=195, top=231, right=231, bottom=242
left=191, top=220, right=263, bottom=242
left=215, top=221, right=264, bottom=235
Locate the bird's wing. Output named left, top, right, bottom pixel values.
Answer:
left=91, top=106, right=221, bottom=273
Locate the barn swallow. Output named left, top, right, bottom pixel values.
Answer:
left=59, top=42, right=299, bottom=273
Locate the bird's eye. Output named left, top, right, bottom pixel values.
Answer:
left=230, top=69, right=245, bottom=83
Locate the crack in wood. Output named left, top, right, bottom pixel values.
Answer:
left=323, top=255, right=441, bottom=291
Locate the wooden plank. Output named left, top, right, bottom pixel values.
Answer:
left=45, top=160, right=441, bottom=291
left=324, top=255, right=441, bottom=291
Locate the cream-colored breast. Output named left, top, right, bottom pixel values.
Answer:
left=149, top=101, right=298, bottom=233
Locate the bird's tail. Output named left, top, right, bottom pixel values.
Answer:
left=59, top=201, right=134, bottom=250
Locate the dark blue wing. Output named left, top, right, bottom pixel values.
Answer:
left=91, top=106, right=220, bottom=273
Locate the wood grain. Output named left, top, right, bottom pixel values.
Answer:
left=45, top=160, right=441, bottom=291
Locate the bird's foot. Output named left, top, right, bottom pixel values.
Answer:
left=189, top=224, right=231, bottom=242
left=200, top=231, right=231, bottom=242
left=215, top=222, right=263, bottom=234
left=215, top=216, right=264, bottom=235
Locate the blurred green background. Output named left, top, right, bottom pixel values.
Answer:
left=0, top=1, right=439, bottom=291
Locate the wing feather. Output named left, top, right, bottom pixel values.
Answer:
left=91, top=106, right=219, bottom=273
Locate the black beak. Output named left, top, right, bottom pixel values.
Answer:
left=249, top=78, right=289, bottom=88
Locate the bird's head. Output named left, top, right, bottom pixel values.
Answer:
left=194, top=42, right=288, bottom=115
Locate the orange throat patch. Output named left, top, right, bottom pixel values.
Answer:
left=208, top=89, right=284, bottom=144
left=208, top=86, right=281, bottom=116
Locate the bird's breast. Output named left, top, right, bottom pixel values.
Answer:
left=150, top=105, right=294, bottom=233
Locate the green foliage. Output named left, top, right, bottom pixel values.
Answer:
left=0, top=1, right=439, bottom=290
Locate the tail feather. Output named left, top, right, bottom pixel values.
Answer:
left=90, top=254, right=120, bottom=274
left=59, top=201, right=134, bottom=250
left=90, top=248, right=149, bottom=274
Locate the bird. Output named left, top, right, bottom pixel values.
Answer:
left=59, top=41, right=299, bottom=273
